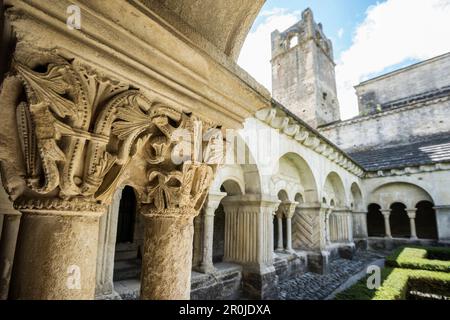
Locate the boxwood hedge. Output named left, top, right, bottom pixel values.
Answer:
left=335, top=246, right=450, bottom=300
left=386, top=247, right=450, bottom=272
left=335, top=267, right=450, bottom=300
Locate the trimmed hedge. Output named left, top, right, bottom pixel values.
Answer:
left=335, top=267, right=450, bottom=300
left=386, top=247, right=450, bottom=273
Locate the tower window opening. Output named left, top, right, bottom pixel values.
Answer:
left=289, top=35, right=298, bottom=48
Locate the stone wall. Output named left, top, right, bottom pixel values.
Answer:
left=355, top=53, right=450, bottom=114
left=319, top=98, right=450, bottom=152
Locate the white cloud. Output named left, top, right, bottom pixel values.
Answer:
left=337, top=28, right=344, bottom=39
left=237, top=9, right=302, bottom=90
left=337, top=0, right=450, bottom=119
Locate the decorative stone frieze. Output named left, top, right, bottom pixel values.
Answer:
left=255, top=107, right=364, bottom=177
left=365, top=162, right=450, bottom=178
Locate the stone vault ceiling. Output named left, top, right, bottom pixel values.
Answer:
left=139, top=0, right=265, bottom=61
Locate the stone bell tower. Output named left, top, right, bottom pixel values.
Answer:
left=271, top=8, right=340, bottom=128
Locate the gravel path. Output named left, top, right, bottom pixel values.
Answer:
left=278, top=250, right=391, bottom=300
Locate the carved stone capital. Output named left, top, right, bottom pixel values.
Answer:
left=1, top=49, right=223, bottom=213
left=279, top=201, right=298, bottom=219
left=136, top=108, right=223, bottom=217
left=381, top=209, right=391, bottom=218
left=406, top=209, right=417, bottom=219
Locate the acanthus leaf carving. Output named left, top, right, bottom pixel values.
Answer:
left=4, top=49, right=222, bottom=212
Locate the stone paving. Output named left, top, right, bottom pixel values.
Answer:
left=277, top=250, right=391, bottom=300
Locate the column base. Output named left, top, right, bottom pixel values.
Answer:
left=241, top=266, right=279, bottom=299
left=353, top=238, right=369, bottom=250
left=338, top=243, right=356, bottom=260
left=197, top=263, right=217, bottom=274
left=307, top=251, right=330, bottom=274
left=95, top=290, right=122, bottom=300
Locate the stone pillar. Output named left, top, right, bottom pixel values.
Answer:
left=222, top=195, right=280, bottom=299
left=347, top=210, right=354, bottom=242
left=280, top=202, right=297, bottom=253
left=95, top=188, right=123, bottom=298
left=198, top=192, right=226, bottom=273
left=406, top=209, right=418, bottom=240
left=9, top=200, right=105, bottom=300
left=381, top=209, right=392, bottom=239
left=0, top=212, right=21, bottom=299
left=140, top=206, right=198, bottom=300
left=434, top=205, right=450, bottom=242
left=325, top=208, right=332, bottom=245
left=192, top=214, right=203, bottom=268
left=275, top=210, right=284, bottom=251
left=352, top=211, right=368, bottom=238
left=352, top=211, right=368, bottom=250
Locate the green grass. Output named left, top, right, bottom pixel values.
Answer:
left=335, top=246, right=450, bottom=300
left=386, top=246, right=450, bottom=272
left=335, top=267, right=450, bottom=300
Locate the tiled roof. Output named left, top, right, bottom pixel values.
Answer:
left=381, top=85, right=450, bottom=112
left=348, top=133, right=450, bottom=171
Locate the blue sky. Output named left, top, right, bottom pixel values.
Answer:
left=252, top=0, right=379, bottom=59
left=238, top=0, right=450, bottom=119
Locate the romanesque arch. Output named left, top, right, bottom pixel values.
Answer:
left=274, top=153, right=318, bottom=203
left=369, top=182, right=434, bottom=209
left=415, top=201, right=438, bottom=240
left=367, top=203, right=385, bottom=237
left=350, top=183, right=363, bottom=211
left=274, top=190, right=290, bottom=251
left=368, top=182, right=435, bottom=239
left=323, top=172, right=351, bottom=243
left=389, top=202, right=410, bottom=238
left=323, top=172, right=346, bottom=208
left=214, top=180, right=244, bottom=263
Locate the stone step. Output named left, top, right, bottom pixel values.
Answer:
left=114, top=242, right=140, bottom=262
left=115, top=242, right=138, bottom=252
left=113, top=259, right=142, bottom=281
left=115, top=249, right=138, bottom=261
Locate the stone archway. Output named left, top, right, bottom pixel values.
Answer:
left=113, top=186, right=142, bottom=284
left=367, top=203, right=385, bottom=237
left=389, top=202, right=410, bottom=238
left=274, top=190, right=289, bottom=251
left=415, top=201, right=438, bottom=239
left=214, top=180, right=243, bottom=263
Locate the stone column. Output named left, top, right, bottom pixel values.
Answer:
left=0, top=212, right=21, bottom=299
left=406, top=208, right=418, bottom=240
left=381, top=209, right=392, bottom=239
left=9, top=200, right=105, bottom=300
left=352, top=211, right=368, bottom=238
left=140, top=206, right=198, bottom=300
left=95, top=188, right=123, bottom=298
left=325, top=208, right=332, bottom=245
left=280, top=202, right=297, bottom=253
left=192, top=214, right=203, bottom=268
left=434, top=205, right=450, bottom=242
left=347, top=210, right=354, bottom=242
left=198, top=192, right=226, bottom=273
left=275, top=210, right=284, bottom=251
